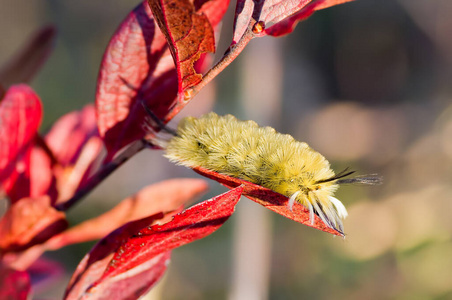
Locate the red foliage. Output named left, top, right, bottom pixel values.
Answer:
left=45, top=178, right=208, bottom=250
left=193, top=167, right=344, bottom=236
left=0, top=0, right=358, bottom=298
left=65, top=214, right=171, bottom=300
left=67, top=252, right=171, bottom=300
left=264, top=0, right=354, bottom=36
left=96, top=0, right=228, bottom=158
left=234, top=0, right=354, bottom=40
left=149, top=0, right=215, bottom=92
left=65, top=185, right=243, bottom=299
left=95, top=2, right=173, bottom=157
left=0, top=85, right=57, bottom=204
left=0, top=85, right=42, bottom=197
left=3, top=142, right=57, bottom=204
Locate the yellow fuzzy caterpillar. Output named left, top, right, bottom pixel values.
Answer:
left=164, top=112, right=377, bottom=233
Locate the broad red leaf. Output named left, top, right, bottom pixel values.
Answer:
left=96, top=1, right=228, bottom=158
left=193, top=167, right=343, bottom=236
left=0, top=264, right=31, bottom=300
left=65, top=213, right=171, bottom=300
left=95, top=1, right=181, bottom=159
left=0, top=26, right=56, bottom=88
left=0, top=196, right=68, bottom=253
left=0, top=85, right=42, bottom=195
left=93, top=186, right=243, bottom=285
left=233, top=0, right=354, bottom=42
left=96, top=1, right=172, bottom=157
left=46, top=178, right=208, bottom=250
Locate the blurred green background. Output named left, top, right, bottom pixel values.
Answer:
left=1, top=0, right=452, bottom=299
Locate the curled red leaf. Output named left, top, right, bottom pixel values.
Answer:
left=193, top=167, right=343, bottom=236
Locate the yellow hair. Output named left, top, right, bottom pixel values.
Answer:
left=165, top=112, right=348, bottom=232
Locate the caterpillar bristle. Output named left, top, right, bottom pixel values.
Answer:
left=288, top=191, right=300, bottom=211
left=336, top=175, right=382, bottom=185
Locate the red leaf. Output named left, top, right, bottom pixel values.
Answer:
left=94, top=186, right=243, bottom=286
left=0, top=196, right=68, bottom=253
left=148, top=0, right=230, bottom=121
left=96, top=1, right=228, bottom=158
left=95, top=1, right=176, bottom=157
left=0, top=264, right=31, bottom=300
left=149, top=0, right=215, bottom=92
left=0, top=26, right=56, bottom=87
left=193, top=167, right=343, bottom=236
left=0, top=85, right=42, bottom=194
left=265, top=0, right=354, bottom=36
left=233, top=0, right=354, bottom=41
left=66, top=252, right=170, bottom=300
left=46, top=178, right=208, bottom=250
left=65, top=213, right=170, bottom=300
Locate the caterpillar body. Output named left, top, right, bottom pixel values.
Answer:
left=164, top=112, right=377, bottom=233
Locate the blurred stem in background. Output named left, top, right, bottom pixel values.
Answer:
left=229, top=35, right=283, bottom=300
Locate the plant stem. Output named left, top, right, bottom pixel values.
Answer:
left=55, top=139, right=146, bottom=211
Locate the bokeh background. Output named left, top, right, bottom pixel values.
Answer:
left=1, top=0, right=452, bottom=299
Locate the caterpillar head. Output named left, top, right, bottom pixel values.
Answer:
left=288, top=171, right=381, bottom=234
left=288, top=182, right=347, bottom=233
